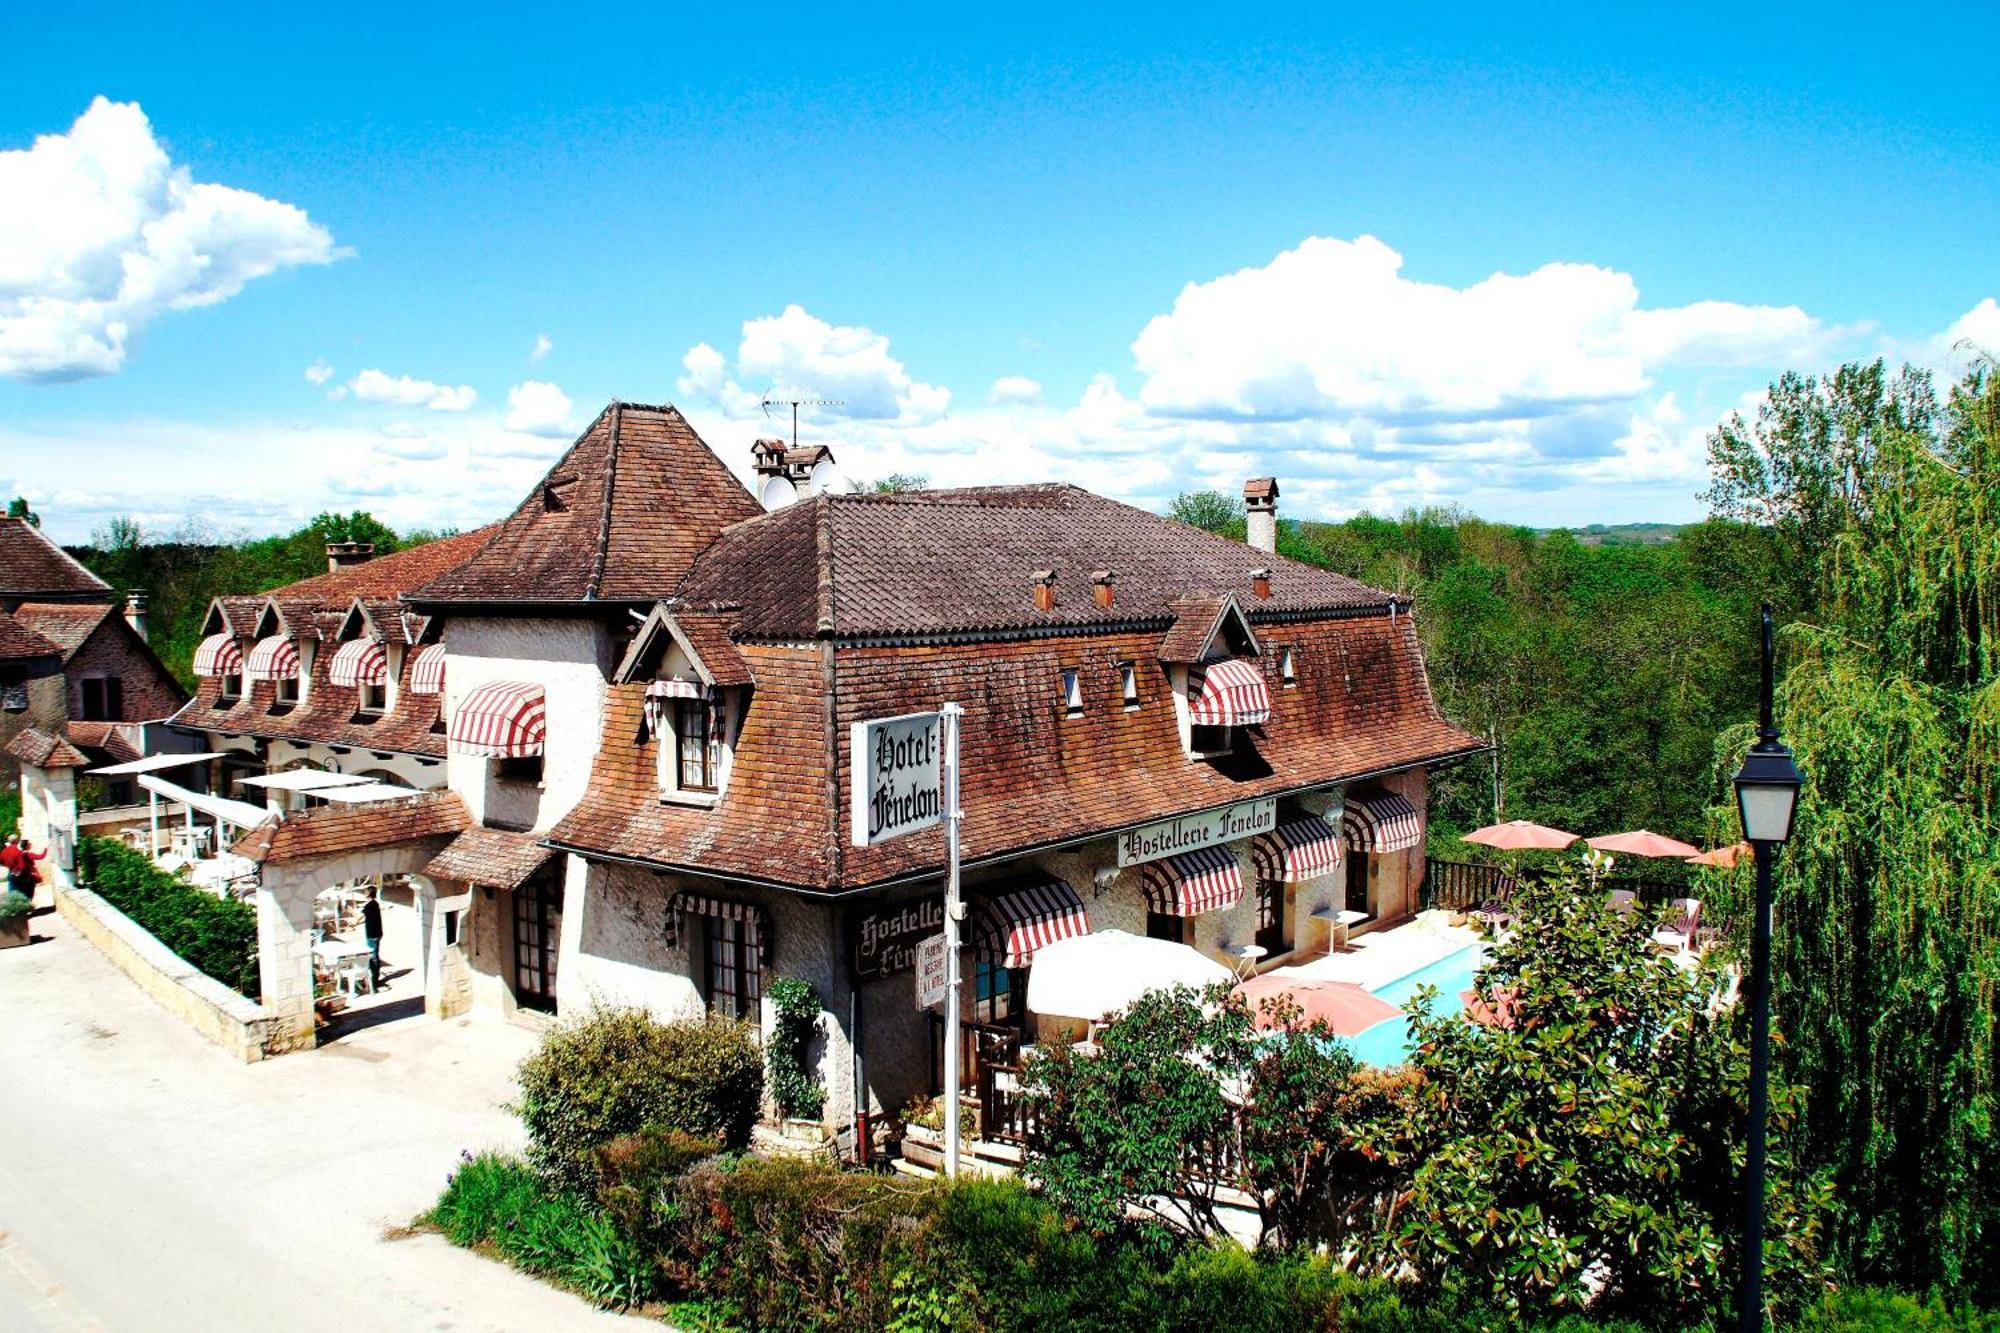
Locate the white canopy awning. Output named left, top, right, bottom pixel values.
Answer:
left=137, top=773, right=273, bottom=830
left=1025, top=928, right=1233, bottom=1022
left=239, top=770, right=373, bottom=793
left=315, top=782, right=420, bottom=804
left=88, top=751, right=225, bottom=777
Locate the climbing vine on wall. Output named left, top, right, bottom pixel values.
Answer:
left=766, top=978, right=827, bottom=1121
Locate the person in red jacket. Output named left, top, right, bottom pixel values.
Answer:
left=0, top=833, right=20, bottom=889
left=7, top=836, right=48, bottom=906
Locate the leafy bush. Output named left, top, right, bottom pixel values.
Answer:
left=591, top=1127, right=718, bottom=1254
left=0, top=889, right=31, bottom=922
left=1791, top=1287, right=2000, bottom=1332
left=765, top=977, right=827, bottom=1121
left=429, top=1151, right=655, bottom=1310
left=77, top=836, right=258, bottom=997
left=513, top=1003, right=762, bottom=1190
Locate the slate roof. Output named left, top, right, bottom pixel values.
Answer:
left=234, top=790, right=470, bottom=864
left=549, top=612, right=1486, bottom=893
left=424, top=827, right=556, bottom=889
left=4, top=726, right=91, bottom=769
left=408, top=402, right=764, bottom=607
left=674, top=486, right=1392, bottom=642
left=0, top=518, right=110, bottom=602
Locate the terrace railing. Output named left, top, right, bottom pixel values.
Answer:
left=1423, top=857, right=1686, bottom=912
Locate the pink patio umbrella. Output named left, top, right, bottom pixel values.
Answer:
left=1234, top=974, right=1399, bottom=1037
left=1585, top=829, right=1702, bottom=860
left=1461, top=819, right=1579, bottom=851
left=1687, top=841, right=1752, bottom=868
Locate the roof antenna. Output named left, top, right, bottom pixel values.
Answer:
left=760, top=394, right=844, bottom=449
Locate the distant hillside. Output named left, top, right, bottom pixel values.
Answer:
left=1545, top=522, right=1686, bottom=547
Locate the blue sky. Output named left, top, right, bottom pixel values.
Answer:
left=3, top=3, right=1995, bottom=544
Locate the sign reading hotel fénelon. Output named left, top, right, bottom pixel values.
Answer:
left=1116, top=796, right=1278, bottom=867
left=853, top=897, right=946, bottom=981
left=850, top=710, right=945, bottom=847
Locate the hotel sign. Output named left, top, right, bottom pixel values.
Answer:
left=850, top=711, right=945, bottom=847
left=915, top=933, right=949, bottom=1009
left=853, top=897, right=946, bottom=982
left=1116, top=797, right=1277, bottom=867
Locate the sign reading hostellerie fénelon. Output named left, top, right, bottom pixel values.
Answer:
left=1116, top=796, right=1278, bottom=867
left=850, top=710, right=945, bottom=847
left=853, top=897, right=946, bottom=981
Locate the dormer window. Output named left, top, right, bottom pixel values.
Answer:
left=676, top=698, right=718, bottom=791
left=1119, top=661, right=1139, bottom=709
left=1181, top=657, right=1273, bottom=759
left=1060, top=668, right=1083, bottom=717
left=193, top=633, right=246, bottom=701
left=648, top=678, right=731, bottom=803
left=275, top=674, right=300, bottom=706
left=359, top=682, right=387, bottom=715
left=1280, top=646, right=1296, bottom=686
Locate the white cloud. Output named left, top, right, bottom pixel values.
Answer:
left=530, top=332, right=552, bottom=363
left=375, top=423, right=445, bottom=460
left=0, top=97, right=343, bottom=381
left=1937, top=298, right=2000, bottom=371
left=989, top=375, right=1042, bottom=406
left=679, top=304, right=950, bottom=425
left=304, top=359, right=334, bottom=386
left=349, top=368, right=477, bottom=411
left=504, top=379, right=574, bottom=437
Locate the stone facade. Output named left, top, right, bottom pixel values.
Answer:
left=17, top=760, right=78, bottom=898
left=61, top=614, right=183, bottom=726
left=0, top=675, right=66, bottom=784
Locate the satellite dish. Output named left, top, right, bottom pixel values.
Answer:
left=761, top=474, right=798, bottom=510
left=807, top=457, right=834, bottom=495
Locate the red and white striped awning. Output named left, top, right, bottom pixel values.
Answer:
left=409, top=643, right=447, bottom=695
left=1140, top=845, right=1245, bottom=916
left=1252, top=816, right=1344, bottom=884
left=1341, top=793, right=1423, bottom=853
left=973, top=876, right=1091, bottom=969
left=244, top=635, right=299, bottom=682
left=449, top=680, right=546, bottom=757
left=192, top=634, right=243, bottom=678
left=1188, top=658, right=1271, bottom=727
left=663, top=891, right=772, bottom=965
left=328, top=639, right=389, bottom=688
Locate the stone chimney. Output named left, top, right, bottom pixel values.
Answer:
left=1249, top=567, right=1272, bottom=600
left=1091, top=570, right=1116, bottom=609
left=751, top=438, right=788, bottom=483
left=1031, top=569, right=1057, bottom=613
left=326, top=541, right=375, bottom=574
left=123, top=590, right=149, bottom=642
left=1244, top=478, right=1279, bottom=554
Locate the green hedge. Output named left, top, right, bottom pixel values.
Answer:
left=77, top=837, right=259, bottom=998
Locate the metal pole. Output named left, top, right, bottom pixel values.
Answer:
left=941, top=701, right=964, bottom=1177
left=1740, top=603, right=1778, bottom=1333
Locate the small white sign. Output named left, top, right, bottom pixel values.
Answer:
left=1116, top=796, right=1278, bottom=867
left=851, top=711, right=946, bottom=846
left=915, top=932, right=949, bottom=1010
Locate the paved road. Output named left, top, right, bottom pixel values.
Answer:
left=0, top=909, right=647, bottom=1332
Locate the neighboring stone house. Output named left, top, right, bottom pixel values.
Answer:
left=0, top=516, right=185, bottom=785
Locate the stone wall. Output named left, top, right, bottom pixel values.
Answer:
left=56, top=885, right=284, bottom=1062
left=64, top=617, right=183, bottom=724
left=0, top=675, right=65, bottom=784
left=443, top=618, right=611, bottom=833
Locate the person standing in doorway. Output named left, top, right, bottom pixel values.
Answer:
left=361, top=887, right=384, bottom=986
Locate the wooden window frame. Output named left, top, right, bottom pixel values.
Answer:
left=701, top=914, right=762, bottom=1020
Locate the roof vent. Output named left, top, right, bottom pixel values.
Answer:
left=1091, top=570, right=1116, bottom=608
left=326, top=541, right=375, bottom=574
left=1250, top=567, right=1272, bottom=600
left=1031, top=569, right=1057, bottom=613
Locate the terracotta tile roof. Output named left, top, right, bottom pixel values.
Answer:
left=234, top=790, right=470, bottom=864
left=0, top=518, right=110, bottom=601
left=1156, top=596, right=1251, bottom=663
left=9, top=602, right=113, bottom=660
left=5, top=726, right=90, bottom=769
left=549, top=612, right=1485, bottom=892
left=64, top=721, right=142, bottom=764
left=0, top=614, right=63, bottom=665
left=423, top=827, right=556, bottom=889
left=256, top=528, right=496, bottom=606
left=409, top=403, right=764, bottom=607
left=676, top=486, right=1391, bottom=641
left=170, top=638, right=449, bottom=759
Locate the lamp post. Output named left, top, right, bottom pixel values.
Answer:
left=1733, top=604, right=1804, bottom=1333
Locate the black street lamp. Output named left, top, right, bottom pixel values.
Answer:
left=1733, top=604, right=1804, bottom=1332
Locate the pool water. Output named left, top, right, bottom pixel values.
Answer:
left=1343, top=943, right=1485, bottom=1067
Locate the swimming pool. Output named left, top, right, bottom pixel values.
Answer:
left=1343, top=942, right=1485, bottom=1067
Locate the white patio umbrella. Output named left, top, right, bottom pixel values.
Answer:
left=1025, top=929, right=1233, bottom=1022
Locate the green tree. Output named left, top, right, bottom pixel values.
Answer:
left=1370, top=873, right=1832, bottom=1324
left=6, top=496, right=37, bottom=526
left=1168, top=489, right=1245, bottom=539
left=854, top=472, right=930, bottom=494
